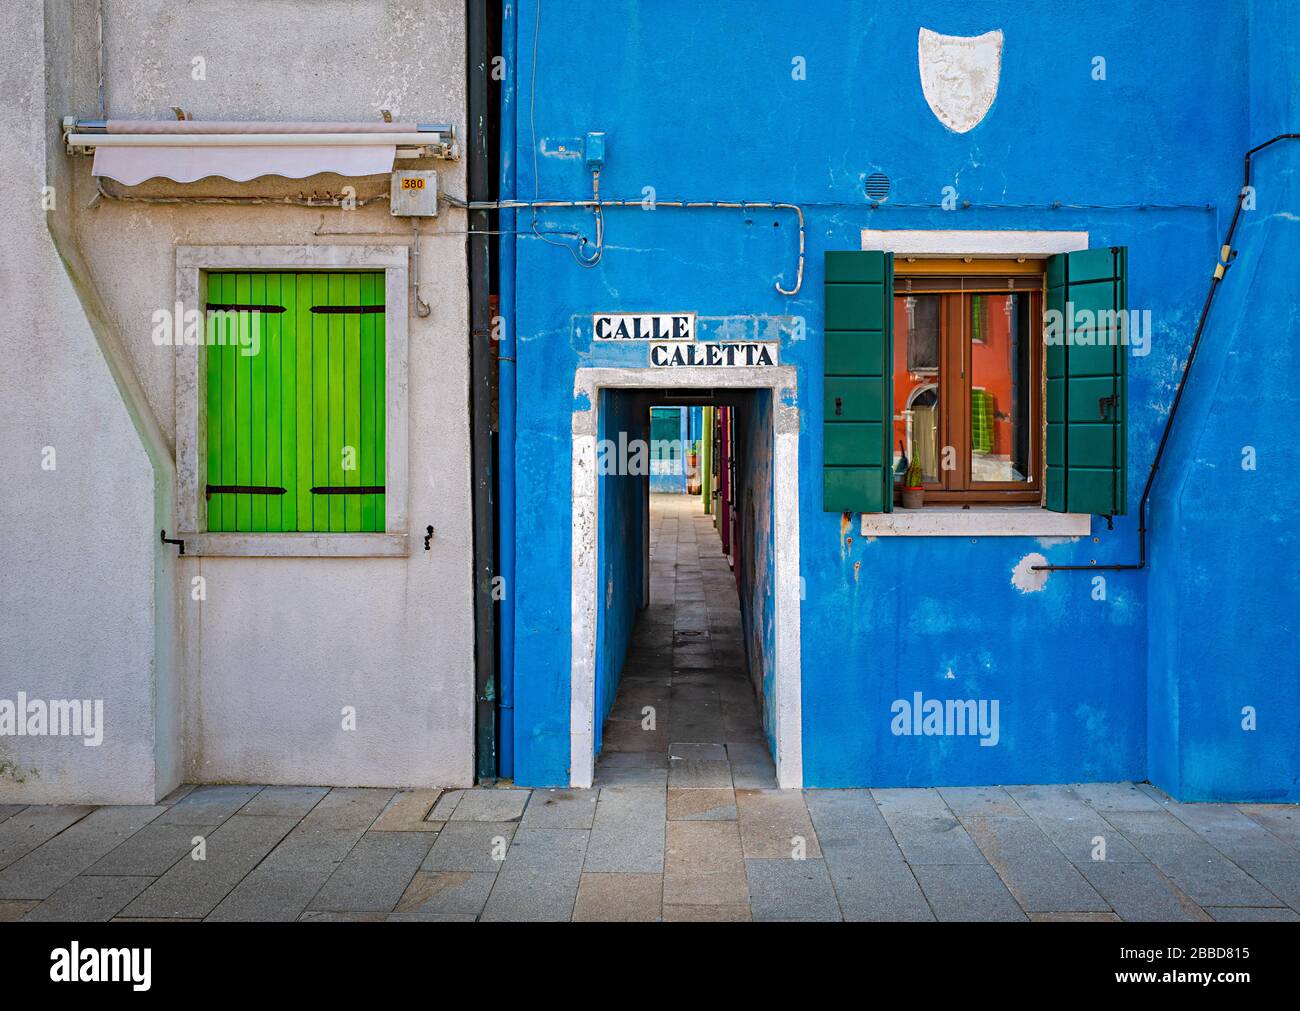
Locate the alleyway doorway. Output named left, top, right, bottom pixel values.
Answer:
left=594, top=493, right=778, bottom=789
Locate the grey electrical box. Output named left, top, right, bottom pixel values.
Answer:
left=390, top=170, right=438, bottom=216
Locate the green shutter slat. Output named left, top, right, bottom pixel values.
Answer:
left=374, top=278, right=387, bottom=529
left=312, top=273, right=330, bottom=532
left=359, top=273, right=378, bottom=532
left=295, top=274, right=314, bottom=531
left=250, top=273, right=268, bottom=531
left=343, top=273, right=362, bottom=532
left=220, top=275, right=238, bottom=532
left=1044, top=247, right=1128, bottom=516
left=823, top=250, right=893, bottom=512
left=205, top=276, right=224, bottom=532
left=278, top=273, right=297, bottom=532
left=327, top=273, right=346, bottom=532
left=235, top=274, right=253, bottom=530
left=265, top=273, right=283, bottom=531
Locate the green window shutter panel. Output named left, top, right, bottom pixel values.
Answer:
left=204, top=271, right=386, bottom=533
left=1044, top=247, right=1128, bottom=515
left=823, top=250, right=893, bottom=512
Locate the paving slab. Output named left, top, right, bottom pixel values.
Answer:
left=1007, top=784, right=1148, bottom=866
left=595, top=751, right=668, bottom=770
left=0, top=804, right=165, bottom=900
left=745, top=858, right=841, bottom=921
left=1080, top=860, right=1210, bottom=921
left=22, top=875, right=154, bottom=922
left=1206, top=905, right=1300, bottom=922
left=573, top=872, right=662, bottom=921
left=872, top=788, right=985, bottom=864
left=480, top=828, right=588, bottom=922
left=0, top=806, right=92, bottom=872
left=121, top=814, right=299, bottom=919
left=667, top=789, right=736, bottom=821
left=206, top=788, right=394, bottom=921
left=371, top=789, right=443, bottom=831
left=393, top=871, right=498, bottom=918
left=824, top=854, right=935, bottom=921
left=662, top=902, right=751, bottom=921
left=1160, top=802, right=1300, bottom=864
left=157, top=785, right=196, bottom=806
left=735, top=789, right=821, bottom=859
left=593, top=765, right=669, bottom=788
left=669, top=742, right=727, bottom=761
left=450, top=788, right=530, bottom=822
left=584, top=788, right=665, bottom=872
left=239, top=786, right=329, bottom=818
left=938, top=786, right=1023, bottom=819
left=152, top=784, right=263, bottom=827
left=1240, top=805, right=1300, bottom=853
left=0, top=806, right=27, bottom=825
left=911, top=863, right=1028, bottom=921
left=428, top=790, right=464, bottom=821
left=88, top=822, right=209, bottom=878
left=1236, top=859, right=1300, bottom=911
left=668, top=759, right=733, bottom=789
left=1072, top=782, right=1165, bottom=812
left=308, top=831, right=434, bottom=912
left=0, top=900, right=39, bottom=921
left=423, top=821, right=516, bottom=873
left=1104, top=810, right=1282, bottom=907
left=962, top=815, right=1109, bottom=913
left=804, top=789, right=905, bottom=862
left=521, top=789, right=598, bottom=829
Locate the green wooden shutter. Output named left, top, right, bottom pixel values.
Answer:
left=823, top=250, right=894, bottom=512
left=1045, top=247, right=1128, bottom=515
left=204, top=271, right=386, bottom=533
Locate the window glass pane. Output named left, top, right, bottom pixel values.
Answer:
left=893, top=295, right=941, bottom=483
left=970, top=292, right=1032, bottom=483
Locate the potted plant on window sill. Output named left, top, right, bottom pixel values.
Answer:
left=901, top=458, right=925, bottom=509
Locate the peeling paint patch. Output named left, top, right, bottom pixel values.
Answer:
left=1011, top=552, right=1049, bottom=593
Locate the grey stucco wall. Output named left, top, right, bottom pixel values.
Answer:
left=1, top=0, right=173, bottom=803
left=1, top=0, right=474, bottom=801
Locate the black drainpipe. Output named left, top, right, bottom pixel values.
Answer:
left=467, top=0, right=499, bottom=780
left=1034, top=133, right=1298, bottom=573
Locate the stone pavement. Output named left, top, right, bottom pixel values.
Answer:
left=1, top=495, right=1298, bottom=922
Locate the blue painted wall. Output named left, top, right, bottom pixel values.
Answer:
left=594, top=390, right=648, bottom=751
left=733, top=391, right=778, bottom=752
left=504, top=0, right=1296, bottom=798
left=1146, top=1, right=1300, bottom=802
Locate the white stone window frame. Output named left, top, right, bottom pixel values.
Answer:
left=858, top=229, right=1094, bottom=539
left=175, top=245, right=409, bottom=557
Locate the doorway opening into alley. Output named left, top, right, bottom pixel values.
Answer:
left=570, top=369, right=803, bottom=790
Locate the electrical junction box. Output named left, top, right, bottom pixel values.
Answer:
left=390, top=170, right=438, bottom=216
left=585, top=132, right=605, bottom=172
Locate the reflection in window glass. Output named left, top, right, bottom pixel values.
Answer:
left=970, top=292, right=1032, bottom=483
left=893, top=295, right=941, bottom=482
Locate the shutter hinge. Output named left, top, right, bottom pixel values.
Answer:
left=423, top=525, right=435, bottom=550
left=160, top=529, right=185, bottom=555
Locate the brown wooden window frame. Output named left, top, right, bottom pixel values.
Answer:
left=895, top=259, right=1044, bottom=505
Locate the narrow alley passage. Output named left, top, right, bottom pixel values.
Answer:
left=594, top=493, right=779, bottom=791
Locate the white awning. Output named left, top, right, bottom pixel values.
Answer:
left=71, top=120, right=452, bottom=185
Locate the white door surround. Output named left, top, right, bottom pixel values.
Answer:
left=570, top=366, right=803, bottom=789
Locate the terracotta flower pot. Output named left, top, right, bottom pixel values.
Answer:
left=901, top=486, right=925, bottom=509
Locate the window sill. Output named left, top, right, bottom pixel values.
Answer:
left=860, top=507, right=1090, bottom=538
left=177, top=532, right=410, bottom=557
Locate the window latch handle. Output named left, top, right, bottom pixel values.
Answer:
left=1098, top=394, right=1117, bottom=419
left=834, top=396, right=843, bottom=416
